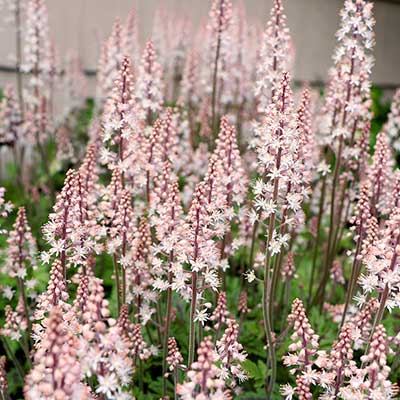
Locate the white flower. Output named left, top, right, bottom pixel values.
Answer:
left=269, top=238, right=282, bottom=256
left=245, top=270, right=256, bottom=283
left=358, top=273, right=379, bottom=293
left=248, top=209, right=258, bottom=225
left=203, top=269, right=220, bottom=291
left=40, top=251, right=51, bottom=264
left=231, top=238, right=243, bottom=251
left=152, top=277, right=169, bottom=292
left=191, top=259, right=206, bottom=272
left=25, top=278, right=38, bottom=290
left=220, top=259, right=229, bottom=272
left=194, top=308, right=209, bottom=325
left=2, top=286, right=14, bottom=300
left=353, top=292, right=367, bottom=307
left=96, top=373, right=118, bottom=398
left=286, top=193, right=302, bottom=212
left=149, top=345, right=159, bottom=356
left=317, top=161, right=331, bottom=176
left=119, top=254, right=132, bottom=269
left=49, top=239, right=65, bottom=256
left=253, top=179, right=265, bottom=195
left=280, top=383, right=295, bottom=400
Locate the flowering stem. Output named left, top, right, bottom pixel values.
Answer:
left=211, top=1, right=223, bottom=142
left=0, top=390, right=11, bottom=400
left=280, top=280, right=290, bottom=331
left=173, top=368, right=178, bottom=400
left=188, top=205, right=201, bottom=366
left=1, top=337, right=24, bottom=383
left=314, top=137, right=344, bottom=306
left=188, top=271, right=198, bottom=367
left=121, top=226, right=127, bottom=305
left=60, top=198, right=69, bottom=280
left=146, top=143, right=154, bottom=205
left=214, top=324, right=221, bottom=346
left=270, top=200, right=290, bottom=318
left=334, top=365, right=344, bottom=398
left=266, top=138, right=282, bottom=322
left=236, top=100, right=245, bottom=152
left=162, top=270, right=173, bottom=397
left=139, top=359, right=144, bottom=392
left=366, top=234, right=400, bottom=354
left=17, top=278, right=32, bottom=347
left=15, top=0, right=24, bottom=115
left=248, top=220, right=258, bottom=270
left=146, top=170, right=151, bottom=205
left=118, top=137, right=125, bottom=189
left=314, top=33, right=357, bottom=305
left=145, top=324, right=155, bottom=346
left=135, top=277, right=142, bottom=323
left=156, top=303, right=163, bottom=345
left=16, top=219, right=32, bottom=336
left=262, top=258, right=276, bottom=399
left=337, top=195, right=352, bottom=247
left=263, top=206, right=278, bottom=397
left=330, top=119, right=358, bottom=255
left=20, top=335, right=31, bottom=368
left=112, top=254, right=121, bottom=313
left=340, top=232, right=362, bottom=327
left=262, top=88, right=286, bottom=394
left=307, top=174, right=326, bottom=308
left=275, top=321, right=294, bottom=351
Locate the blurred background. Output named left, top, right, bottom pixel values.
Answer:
left=0, top=0, right=399, bottom=94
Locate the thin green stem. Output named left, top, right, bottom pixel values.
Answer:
left=307, top=175, right=326, bottom=308
left=249, top=221, right=258, bottom=269
left=262, top=258, right=276, bottom=399
left=162, top=270, right=173, bottom=397
left=211, top=1, right=224, bottom=142
left=112, top=254, right=121, bottom=313
left=188, top=271, right=198, bottom=367
left=174, top=368, right=178, bottom=400
left=15, top=0, right=24, bottom=115
left=365, top=234, right=400, bottom=355
left=139, top=359, right=144, bottom=392
left=340, top=235, right=362, bottom=327
left=314, top=137, right=344, bottom=306
left=1, top=337, right=24, bottom=383
left=17, top=277, right=31, bottom=337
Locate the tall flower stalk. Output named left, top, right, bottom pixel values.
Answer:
left=314, top=0, right=375, bottom=304
left=251, top=72, right=307, bottom=396
left=254, top=0, right=293, bottom=113
left=5, top=207, right=37, bottom=338
left=207, top=0, right=232, bottom=138
left=151, top=160, right=184, bottom=396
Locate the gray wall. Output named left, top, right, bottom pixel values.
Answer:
left=0, top=0, right=399, bottom=91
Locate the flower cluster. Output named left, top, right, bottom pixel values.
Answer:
left=216, top=319, right=247, bottom=385
left=283, top=299, right=320, bottom=395
left=177, top=336, right=226, bottom=399
left=254, top=0, right=293, bottom=113
left=4, top=207, right=37, bottom=280
left=24, top=307, right=88, bottom=400
left=166, top=337, right=184, bottom=372
left=42, top=168, right=103, bottom=272
left=385, top=89, right=400, bottom=152
left=0, top=85, right=22, bottom=146
left=319, top=0, right=375, bottom=141
left=136, top=41, right=164, bottom=119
